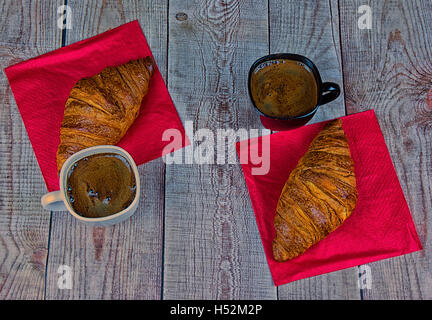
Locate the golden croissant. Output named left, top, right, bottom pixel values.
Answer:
left=56, top=57, right=155, bottom=172
left=272, top=119, right=358, bottom=262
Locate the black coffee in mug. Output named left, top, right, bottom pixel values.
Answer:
left=250, top=59, right=318, bottom=118
left=66, top=153, right=136, bottom=218
left=248, top=53, right=340, bottom=131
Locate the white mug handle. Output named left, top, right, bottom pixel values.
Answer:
left=41, top=191, right=67, bottom=211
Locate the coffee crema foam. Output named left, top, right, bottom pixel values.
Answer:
left=66, top=153, right=136, bottom=218
left=250, top=59, right=318, bottom=118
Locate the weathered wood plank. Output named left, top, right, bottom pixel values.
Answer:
left=44, top=0, right=166, bottom=299
left=340, top=0, right=432, bottom=299
left=269, top=0, right=360, bottom=299
left=0, top=0, right=62, bottom=299
left=0, top=0, right=61, bottom=48
left=164, top=0, right=276, bottom=299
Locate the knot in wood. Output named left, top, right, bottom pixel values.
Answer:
left=175, top=12, right=188, bottom=21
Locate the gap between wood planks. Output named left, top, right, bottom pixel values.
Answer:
left=43, top=0, right=68, bottom=300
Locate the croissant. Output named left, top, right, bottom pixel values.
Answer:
left=272, top=119, right=358, bottom=262
left=56, top=57, right=155, bottom=172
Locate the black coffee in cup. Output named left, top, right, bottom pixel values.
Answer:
left=250, top=59, right=318, bottom=118
left=66, top=153, right=136, bottom=218
left=248, top=53, right=340, bottom=131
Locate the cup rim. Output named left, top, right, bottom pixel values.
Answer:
left=59, top=145, right=140, bottom=223
left=247, top=53, right=324, bottom=121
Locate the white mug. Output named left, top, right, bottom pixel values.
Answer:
left=41, top=145, right=141, bottom=226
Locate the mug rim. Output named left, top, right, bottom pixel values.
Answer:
left=247, top=53, right=324, bottom=121
left=59, top=145, right=140, bottom=223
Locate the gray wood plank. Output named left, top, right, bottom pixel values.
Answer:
left=0, top=0, right=62, bottom=299
left=0, top=0, right=61, bottom=48
left=269, top=0, right=360, bottom=299
left=44, top=0, right=166, bottom=299
left=340, top=0, right=432, bottom=299
left=164, top=0, right=276, bottom=299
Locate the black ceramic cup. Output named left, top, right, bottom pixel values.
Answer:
left=248, top=53, right=340, bottom=131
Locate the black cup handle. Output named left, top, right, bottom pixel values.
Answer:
left=320, top=82, right=341, bottom=105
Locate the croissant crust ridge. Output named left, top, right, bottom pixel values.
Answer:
left=56, top=56, right=155, bottom=172
left=272, top=119, right=358, bottom=262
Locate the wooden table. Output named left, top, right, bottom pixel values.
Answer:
left=1, top=0, right=431, bottom=300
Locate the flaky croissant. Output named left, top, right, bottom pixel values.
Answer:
left=272, top=119, right=358, bottom=262
left=56, top=57, right=155, bottom=172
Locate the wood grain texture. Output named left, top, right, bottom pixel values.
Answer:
left=44, top=0, right=166, bottom=299
left=269, top=0, right=360, bottom=299
left=0, top=0, right=62, bottom=299
left=1, top=0, right=431, bottom=300
left=340, top=0, right=432, bottom=299
left=164, top=0, right=276, bottom=299
left=0, top=0, right=61, bottom=48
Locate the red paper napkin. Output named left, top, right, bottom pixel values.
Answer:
left=4, top=20, right=189, bottom=192
left=236, top=110, right=422, bottom=286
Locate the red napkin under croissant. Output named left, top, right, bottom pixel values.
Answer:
left=237, top=110, right=422, bottom=286
left=4, top=21, right=189, bottom=192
